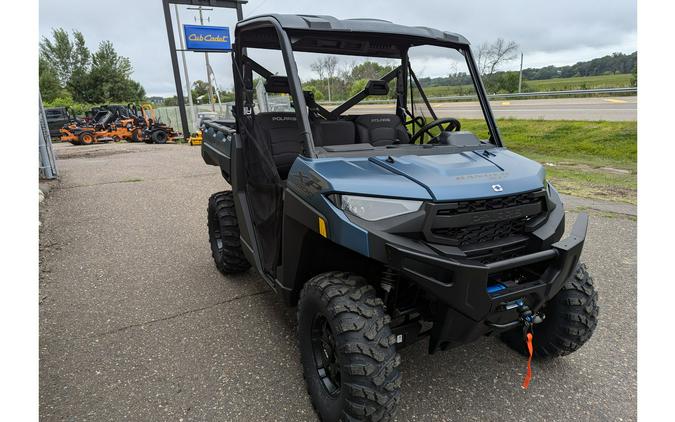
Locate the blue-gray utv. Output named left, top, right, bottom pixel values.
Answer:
left=202, top=14, right=599, bottom=422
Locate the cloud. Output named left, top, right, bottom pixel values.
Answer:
left=39, top=0, right=636, bottom=96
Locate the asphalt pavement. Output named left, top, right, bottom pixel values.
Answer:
left=347, top=96, right=637, bottom=121
left=40, top=142, right=636, bottom=421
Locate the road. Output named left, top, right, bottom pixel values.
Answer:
left=346, top=96, right=637, bottom=121
left=40, top=143, right=636, bottom=421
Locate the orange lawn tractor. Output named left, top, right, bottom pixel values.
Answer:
left=59, top=105, right=140, bottom=145
left=127, top=103, right=180, bottom=144
left=59, top=108, right=110, bottom=145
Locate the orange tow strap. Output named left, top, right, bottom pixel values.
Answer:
left=521, top=332, right=533, bottom=389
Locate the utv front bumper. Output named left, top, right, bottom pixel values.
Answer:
left=385, top=213, right=588, bottom=353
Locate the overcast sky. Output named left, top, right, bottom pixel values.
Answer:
left=39, top=0, right=637, bottom=97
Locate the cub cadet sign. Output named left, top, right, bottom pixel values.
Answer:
left=183, top=25, right=231, bottom=51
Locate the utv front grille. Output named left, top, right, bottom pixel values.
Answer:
left=432, top=219, right=527, bottom=246
left=423, top=190, right=548, bottom=248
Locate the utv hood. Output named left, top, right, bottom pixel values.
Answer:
left=369, top=149, right=545, bottom=201
left=299, top=148, right=545, bottom=202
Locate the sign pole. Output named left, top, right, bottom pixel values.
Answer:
left=163, top=0, right=246, bottom=132
left=175, top=4, right=197, bottom=131
left=161, top=0, right=190, bottom=140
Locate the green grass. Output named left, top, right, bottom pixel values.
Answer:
left=422, top=73, right=634, bottom=97
left=462, top=119, right=637, bottom=165
left=461, top=119, right=637, bottom=203
left=408, top=118, right=637, bottom=203
left=525, top=73, right=633, bottom=91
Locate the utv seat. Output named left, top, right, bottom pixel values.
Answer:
left=311, top=119, right=356, bottom=147
left=354, top=114, right=410, bottom=146
left=254, top=112, right=303, bottom=179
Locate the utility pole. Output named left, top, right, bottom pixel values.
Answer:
left=518, top=52, right=524, bottom=93
left=175, top=4, right=197, bottom=131
left=188, top=5, right=216, bottom=112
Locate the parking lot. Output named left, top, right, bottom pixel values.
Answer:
left=39, top=142, right=636, bottom=421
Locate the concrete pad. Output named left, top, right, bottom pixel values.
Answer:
left=40, top=142, right=636, bottom=421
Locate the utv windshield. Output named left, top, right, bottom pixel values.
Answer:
left=233, top=17, right=501, bottom=162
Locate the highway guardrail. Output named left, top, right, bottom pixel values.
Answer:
left=318, top=87, right=637, bottom=105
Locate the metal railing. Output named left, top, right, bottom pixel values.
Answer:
left=317, top=87, right=638, bottom=105
left=153, top=87, right=637, bottom=129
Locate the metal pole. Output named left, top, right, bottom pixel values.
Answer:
left=205, top=55, right=216, bottom=112
left=161, top=0, right=190, bottom=140
left=208, top=63, right=225, bottom=116
left=194, top=7, right=216, bottom=112
left=518, top=52, right=524, bottom=93
left=236, top=2, right=244, bottom=20
left=38, top=94, right=58, bottom=179
left=175, top=4, right=197, bottom=133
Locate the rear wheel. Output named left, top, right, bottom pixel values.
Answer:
left=207, top=191, right=250, bottom=275
left=151, top=130, right=168, bottom=144
left=501, top=263, right=599, bottom=358
left=78, top=131, right=95, bottom=145
left=298, top=272, right=401, bottom=422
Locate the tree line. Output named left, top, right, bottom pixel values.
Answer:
left=303, top=44, right=637, bottom=101
left=522, top=51, right=636, bottom=80
left=302, top=60, right=399, bottom=102
left=299, top=39, right=522, bottom=101
left=39, top=28, right=146, bottom=111
left=419, top=50, right=637, bottom=93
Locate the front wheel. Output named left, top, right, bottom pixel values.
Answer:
left=298, top=272, right=401, bottom=422
left=78, top=131, right=95, bottom=145
left=129, top=129, right=142, bottom=143
left=501, top=263, right=599, bottom=358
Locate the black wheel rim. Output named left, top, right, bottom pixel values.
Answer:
left=311, top=314, right=341, bottom=396
left=208, top=208, right=223, bottom=252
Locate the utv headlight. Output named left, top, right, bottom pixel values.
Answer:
left=331, top=194, right=423, bottom=221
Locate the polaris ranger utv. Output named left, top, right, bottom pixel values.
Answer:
left=202, top=14, right=598, bottom=421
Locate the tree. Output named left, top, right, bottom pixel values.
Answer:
left=40, top=28, right=91, bottom=87
left=191, top=80, right=210, bottom=103
left=476, top=38, right=519, bottom=76
left=302, top=84, right=325, bottom=101
left=81, top=41, right=145, bottom=103
left=218, top=89, right=235, bottom=103
left=349, top=79, right=369, bottom=97
left=39, top=57, right=62, bottom=102
left=348, top=61, right=395, bottom=82
left=311, top=56, right=339, bottom=101
left=485, top=71, right=524, bottom=94
left=40, top=28, right=146, bottom=104
left=163, top=96, right=179, bottom=106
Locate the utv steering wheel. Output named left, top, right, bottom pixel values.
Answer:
left=410, top=117, right=461, bottom=144
left=405, top=115, right=426, bottom=129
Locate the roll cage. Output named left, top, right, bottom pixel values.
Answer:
left=231, top=14, right=504, bottom=158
